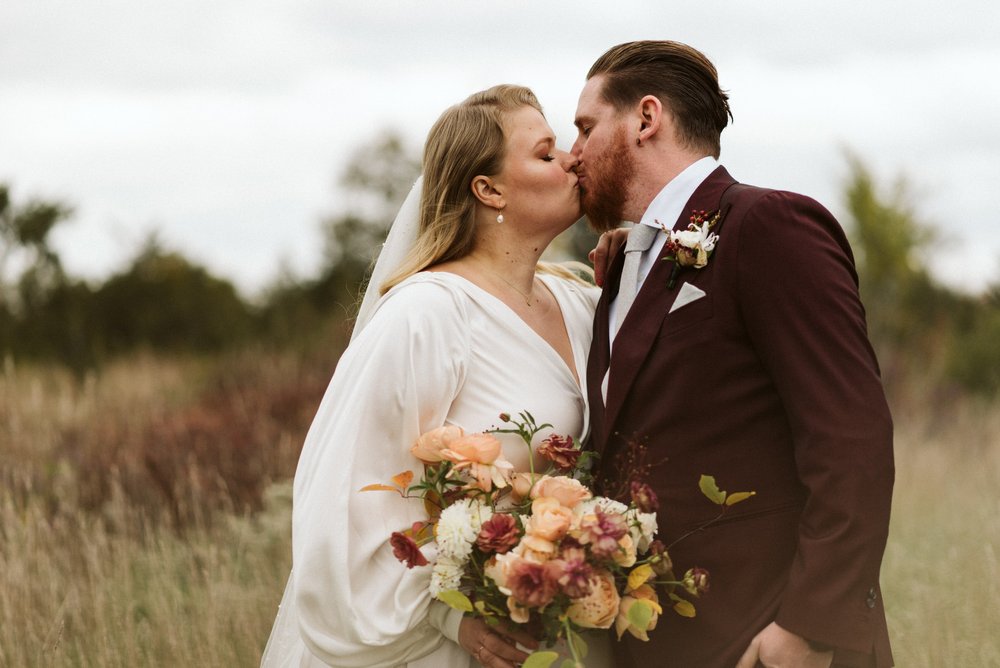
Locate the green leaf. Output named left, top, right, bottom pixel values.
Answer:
left=725, top=491, right=756, bottom=506
left=559, top=660, right=579, bottom=668
left=567, top=628, right=589, bottom=659
left=436, top=590, right=473, bottom=612
left=627, top=599, right=654, bottom=630
left=522, top=650, right=560, bottom=668
left=699, top=474, right=727, bottom=505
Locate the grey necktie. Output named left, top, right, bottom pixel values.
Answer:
left=615, top=223, right=660, bottom=335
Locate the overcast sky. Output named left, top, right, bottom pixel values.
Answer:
left=2, top=0, right=999, bottom=296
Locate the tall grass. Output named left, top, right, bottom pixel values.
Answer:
left=0, top=351, right=997, bottom=666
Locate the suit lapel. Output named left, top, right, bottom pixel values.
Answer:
left=601, top=166, right=737, bottom=444
left=586, top=244, right=625, bottom=452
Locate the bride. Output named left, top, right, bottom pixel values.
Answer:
left=261, top=84, right=612, bottom=668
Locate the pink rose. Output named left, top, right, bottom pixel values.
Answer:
left=410, top=425, right=464, bottom=463
left=531, top=475, right=592, bottom=508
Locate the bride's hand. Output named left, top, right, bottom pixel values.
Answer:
left=588, top=227, right=630, bottom=287
left=458, top=616, right=538, bottom=667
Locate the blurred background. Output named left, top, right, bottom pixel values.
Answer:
left=1, top=2, right=998, bottom=666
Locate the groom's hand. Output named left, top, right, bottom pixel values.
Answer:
left=588, top=228, right=629, bottom=287
left=736, top=622, right=833, bottom=668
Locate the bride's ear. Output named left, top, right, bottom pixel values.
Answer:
left=471, top=175, right=505, bottom=210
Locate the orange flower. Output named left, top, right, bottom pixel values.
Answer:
left=515, top=534, right=558, bottom=563
left=531, top=475, right=592, bottom=508
left=410, top=425, right=464, bottom=463
left=524, top=497, right=574, bottom=542
left=613, top=533, right=638, bottom=568
left=440, top=433, right=513, bottom=492
left=511, top=472, right=538, bottom=502
left=441, top=433, right=503, bottom=464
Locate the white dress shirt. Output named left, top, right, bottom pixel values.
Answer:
left=602, top=157, right=719, bottom=403
left=609, top=156, right=719, bottom=341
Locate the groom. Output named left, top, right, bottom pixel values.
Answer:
left=575, top=41, right=895, bottom=667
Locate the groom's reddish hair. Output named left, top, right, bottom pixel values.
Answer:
left=588, top=40, right=732, bottom=158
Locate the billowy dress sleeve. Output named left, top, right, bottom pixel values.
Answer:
left=291, top=279, right=470, bottom=667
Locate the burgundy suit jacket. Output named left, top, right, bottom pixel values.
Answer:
left=587, top=167, right=894, bottom=667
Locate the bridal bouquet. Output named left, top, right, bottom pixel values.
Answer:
left=363, top=412, right=753, bottom=668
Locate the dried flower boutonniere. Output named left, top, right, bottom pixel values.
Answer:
left=658, top=209, right=721, bottom=289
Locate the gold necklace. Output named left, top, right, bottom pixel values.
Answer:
left=489, top=270, right=535, bottom=307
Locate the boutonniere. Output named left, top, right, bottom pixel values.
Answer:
left=658, top=209, right=721, bottom=289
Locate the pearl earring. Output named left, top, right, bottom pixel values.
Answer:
left=496, top=209, right=504, bottom=224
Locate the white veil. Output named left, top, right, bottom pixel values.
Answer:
left=351, top=175, right=424, bottom=342
left=260, top=175, right=424, bottom=667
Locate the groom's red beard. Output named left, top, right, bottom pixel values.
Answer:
left=581, top=126, right=636, bottom=233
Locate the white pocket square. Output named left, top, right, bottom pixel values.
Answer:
left=669, top=282, right=706, bottom=313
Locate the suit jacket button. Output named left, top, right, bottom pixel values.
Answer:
left=866, top=587, right=878, bottom=609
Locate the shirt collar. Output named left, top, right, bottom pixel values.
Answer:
left=638, top=156, right=719, bottom=231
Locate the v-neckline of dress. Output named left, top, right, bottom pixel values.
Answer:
left=428, top=271, right=584, bottom=392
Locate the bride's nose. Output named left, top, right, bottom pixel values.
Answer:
left=557, top=150, right=579, bottom=172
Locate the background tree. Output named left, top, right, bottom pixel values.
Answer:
left=0, top=183, right=73, bottom=311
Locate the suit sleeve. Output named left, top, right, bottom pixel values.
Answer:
left=735, top=191, right=894, bottom=651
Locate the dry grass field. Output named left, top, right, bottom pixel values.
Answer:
left=1, top=353, right=997, bottom=667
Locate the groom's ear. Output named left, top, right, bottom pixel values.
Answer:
left=636, top=95, right=663, bottom=143
left=471, top=175, right=505, bottom=209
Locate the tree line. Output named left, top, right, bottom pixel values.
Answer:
left=1, top=138, right=997, bottom=396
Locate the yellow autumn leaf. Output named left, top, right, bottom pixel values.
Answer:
left=725, top=491, right=756, bottom=506
left=392, top=470, right=414, bottom=489
left=359, top=484, right=400, bottom=493
left=673, top=599, right=696, bottom=618
left=627, top=563, right=654, bottom=593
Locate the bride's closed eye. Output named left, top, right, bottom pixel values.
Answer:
left=542, top=155, right=556, bottom=162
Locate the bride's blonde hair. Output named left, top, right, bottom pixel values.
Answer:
left=380, top=85, right=543, bottom=294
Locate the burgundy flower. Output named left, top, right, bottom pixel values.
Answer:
left=536, top=434, right=581, bottom=471
left=507, top=559, right=561, bottom=608
left=648, top=540, right=674, bottom=577
left=476, top=513, right=521, bottom=554
left=630, top=480, right=659, bottom=513
left=551, top=546, right=594, bottom=598
left=389, top=531, right=428, bottom=569
left=683, top=567, right=710, bottom=596
left=578, top=508, right=628, bottom=559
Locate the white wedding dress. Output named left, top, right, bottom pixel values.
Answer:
left=261, top=270, right=612, bottom=668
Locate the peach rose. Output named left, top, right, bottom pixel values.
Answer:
left=566, top=569, right=620, bottom=629
left=410, top=425, right=464, bottom=463
left=441, top=433, right=503, bottom=465
left=531, top=475, right=592, bottom=509
left=514, top=534, right=558, bottom=563
left=613, top=533, right=638, bottom=568
left=440, top=433, right=513, bottom=492
left=511, top=472, right=539, bottom=502
left=615, top=583, right=663, bottom=641
left=524, top=497, right=574, bottom=542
